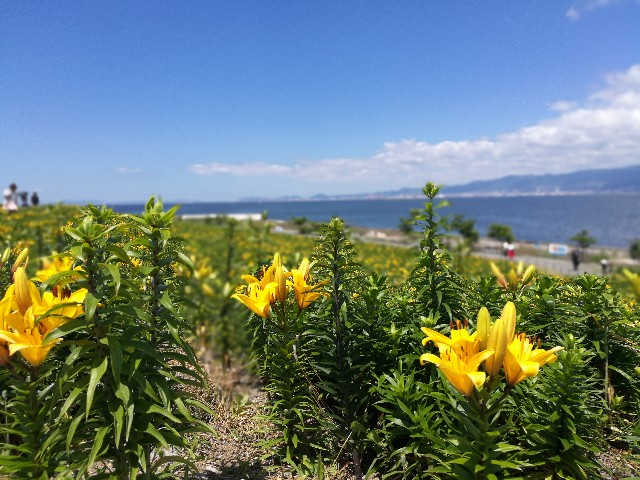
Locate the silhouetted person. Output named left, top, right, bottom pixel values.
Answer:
left=571, top=248, right=581, bottom=271
left=2, top=183, right=18, bottom=213
left=18, top=191, right=28, bottom=207
left=31, top=191, right=39, bottom=206
left=600, top=258, right=609, bottom=275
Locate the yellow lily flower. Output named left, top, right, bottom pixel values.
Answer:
left=0, top=266, right=86, bottom=367
left=232, top=282, right=277, bottom=318
left=421, top=323, right=494, bottom=396
left=241, top=253, right=292, bottom=306
left=289, top=258, right=325, bottom=310
left=0, top=297, right=11, bottom=366
left=421, top=346, right=494, bottom=397
left=421, top=320, right=478, bottom=357
left=503, top=333, right=563, bottom=386
left=32, top=288, right=87, bottom=331
left=9, top=267, right=40, bottom=315
left=0, top=307, right=61, bottom=367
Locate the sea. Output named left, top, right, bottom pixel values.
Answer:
left=108, top=193, right=640, bottom=249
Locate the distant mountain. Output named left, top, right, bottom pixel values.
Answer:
left=441, top=164, right=640, bottom=197
left=239, top=165, right=640, bottom=202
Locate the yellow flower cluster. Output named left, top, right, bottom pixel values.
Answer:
left=490, top=262, right=536, bottom=291
left=232, top=253, right=325, bottom=317
left=421, top=302, right=562, bottom=396
left=0, top=250, right=87, bottom=367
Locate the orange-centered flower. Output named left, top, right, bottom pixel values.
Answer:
left=503, top=333, right=563, bottom=386
left=421, top=323, right=494, bottom=396
left=289, top=258, right=325, bottom=310
left=232, top=283, right=277, bottom=318
left=0, top=266, right=86, bottom=367
left=0, top=307, right=62, bottom=367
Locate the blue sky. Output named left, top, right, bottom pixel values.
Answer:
left=1, top=1, right=639, bottom=203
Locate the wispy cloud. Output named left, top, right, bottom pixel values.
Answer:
left=566, top=0, right=630, bottom=20
left=188, top=64, right=640, bottom=187
left=188, top=162, right=292, bottom=176
left=114, top=166, right=143, bottom=174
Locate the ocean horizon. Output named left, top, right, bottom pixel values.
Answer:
left=107, top=193, right=640, bottom=249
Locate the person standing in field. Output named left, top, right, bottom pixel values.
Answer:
left=2, top=183, right=19, bottom=213
left=31, top=191, right=39, bottom=206
left=571, top=248, right=582, bottom=271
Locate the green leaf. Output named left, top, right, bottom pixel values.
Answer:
left=146, top=404, right=180, bottom=423
left=144, top=422, right=168, bottom=446
left=159, top=291, right=177, bottom=315
left=101, top=263, right=121, bottom=294
left=107, top=335, right=123, bottom=384
left=84, top=292, right=99, bottom=321
left=60, top=386, right=86, bottom=418
left=106, top=244, right=132, bottom=263
left=87, top=426, right=109, bottom=472
left=86, top=356, right=109, bottom=418
left=151, top=455, right=198, bottom=475
left=110, top=402, right=125, bottom=448
left=42, top=317, right=86, bottom=344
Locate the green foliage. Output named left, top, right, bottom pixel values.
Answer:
left=487, top=223, right=515, bottom=243
left=450, top=214, right=479, bottom=246
left=4, top=183, right=640, bottom=479
left=0, top=198, right=212, bottom=478
left=512, top=335, right=604, bottom=479
left=398, top=208, right=422, bottom=235
left=305, top=219, right=380, bottom=478
left=570, top=229, right=597, bottom=249
left=407, top=183, right=470, bottom=325
left=58, top=199, right=211, bottom=477
left=369, top=364, right=445, bottom=479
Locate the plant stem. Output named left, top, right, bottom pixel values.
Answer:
left=28, top=366, right=43, bottom=478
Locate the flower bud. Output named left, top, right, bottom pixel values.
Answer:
left=476, top=307, right=491, bottom=350
left=501, top=301, right=517, bottom=344
left=11, top=248, right=29, bottom=274
left=13, top=267, right=34, bottom=315
left=486, top=316, right=506, bottom=378
left=273, top=253, right=287, bottom=303
left=522, top=264, right=536, bottom=285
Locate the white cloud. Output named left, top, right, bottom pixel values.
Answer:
left=188, top=162, right=292, bottom=176
left=114, top=166, right=143, bottom=174
left=566, top=0, right=630, bottom=20
left=548, top=100, right=578, bottom=112
left=188, top=64, right=640, bottom=187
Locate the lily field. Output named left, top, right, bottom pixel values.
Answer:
left=0, top=186, right=640, bottom=479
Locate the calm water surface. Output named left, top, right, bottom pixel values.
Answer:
left=109, top=194, right=640, bottom=248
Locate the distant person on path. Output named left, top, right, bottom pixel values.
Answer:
left=507, top=243, right=515, bottom=259
left=2, top=183, right=19, bottom=213
left=600, top=258, right=609, bottom=276
left=571, top=248, right=582, bottom=271
left=31, top=191, right=39, bottom=206
left=18, top=191, right=28, bottom=207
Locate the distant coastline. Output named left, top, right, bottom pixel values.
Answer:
left=109, top=193, right=640, bottom=248
left=239, top=189, right=640, bottom=203
left=239, top=164, right=640, bottom=203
